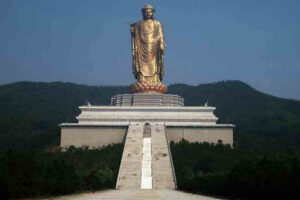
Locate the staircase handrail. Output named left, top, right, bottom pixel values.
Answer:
left=115, top=123, right=131, bottom=189
left=164, top=124, right=177, bottom=189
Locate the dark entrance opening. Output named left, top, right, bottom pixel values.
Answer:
left=143, top=123, right=151, bottom=138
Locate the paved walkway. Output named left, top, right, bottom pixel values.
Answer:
left=37, top=190, right=222, bottom=200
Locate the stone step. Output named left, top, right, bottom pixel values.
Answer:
left=117, top=123, right=176, bottom=190
left=141, top=137, right=152, bottom=189
left=141, top=177, right=152, bottom=189
left=116, top=123, right=143, bottom=189
left=151, top=124, right=176, bottom=189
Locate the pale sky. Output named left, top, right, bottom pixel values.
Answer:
left=0, top=0, right=299, bottom=99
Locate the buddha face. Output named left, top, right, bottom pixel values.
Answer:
left=142, top=8, right=154, bottom=20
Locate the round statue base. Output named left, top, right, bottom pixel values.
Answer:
left=130, top=82, right=167, bottom=94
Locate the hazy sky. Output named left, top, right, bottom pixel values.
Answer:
left=0, top=0, right=299, bottom=99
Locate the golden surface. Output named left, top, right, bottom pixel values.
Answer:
left=130, top=5, right=167, bottom=93
left=131, top=81, right=167, bottom=94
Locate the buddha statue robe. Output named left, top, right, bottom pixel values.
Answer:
left=130, top=19, right=165, bottom=84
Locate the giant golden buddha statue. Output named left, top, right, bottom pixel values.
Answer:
left=130, top=5, right=167, bottom=93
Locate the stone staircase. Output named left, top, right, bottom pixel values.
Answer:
left=116, top=122, right=176, bottom=190
left=151, top=123, right=176, bottom=189
left=116, top=123, right=144, bottom=189
left=141, top=137, right=152, bottom=189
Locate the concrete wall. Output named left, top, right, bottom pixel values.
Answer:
left=60, top=126, right=233, bottom=148
left=61, top=126, right=127, bottom=148
left=166, top=127, right=233, bottom=145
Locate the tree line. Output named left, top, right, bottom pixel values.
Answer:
left=0, top=144, right=123, bottom=199
left=1, top=81, right=300, bottom=199
left=171, top=140, right=300, bottom=200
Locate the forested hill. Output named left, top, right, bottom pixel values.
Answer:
left=0, top=81, right=300, bottom=153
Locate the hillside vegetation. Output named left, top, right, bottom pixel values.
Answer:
left=0, top=144, right=123, bottom=199
left=1, top=80, right=300, bottom=199
left=0, top=80, right=300, bottom=153
left=171, top=141, right=300, bottom=200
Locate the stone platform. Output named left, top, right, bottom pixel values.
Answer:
left=60, top=105, right=234, bottom=147
left=75, top=106, right=218, bottom=125
left=60, top=93, right=234, bottom=190
left=110, top=93, right=184, bottom=107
